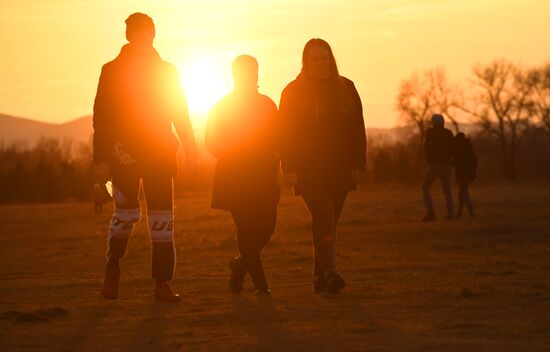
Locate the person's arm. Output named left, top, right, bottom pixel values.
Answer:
left=278, top=86, right=298, bottom=175
left=424, top=130, right=433, bottom=165
left=349, top=81, right=367, bottom=172
left=169, top=66, right=198, bottom=161
left=93, top=65, right=113, bottom=182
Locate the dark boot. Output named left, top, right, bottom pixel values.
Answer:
left=228, top=257, right=247, bottom=294
left=248, top=260, right=271, bottom=295
left=326, top=272, right=346, bottom=294
left=313, top=275, right=327, bottom=293
left=101, top=266, right=120, bottom=299
left=155, top=281, right=181, bottom=302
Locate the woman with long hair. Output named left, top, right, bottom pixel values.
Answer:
left=279, top=38, right=367, bottom=294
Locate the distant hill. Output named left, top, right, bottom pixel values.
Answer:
left=0, top=113, right=424, bottom=149
left=0, top=114, right=92, bottom=147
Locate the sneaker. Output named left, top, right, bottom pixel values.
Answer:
left=228, top=257, right=247, bottom=294
left=101, top=267, right=120, bottom=299
left=155, top=282, right=181, bottom=302
left=255, top=287, right=272, bottom=296
left=326, top=273, right=346, bottom=294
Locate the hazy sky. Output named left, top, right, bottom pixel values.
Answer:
left=1, top=0, right=549, bottom=128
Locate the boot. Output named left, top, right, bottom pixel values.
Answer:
left=313, top=275, right=327, bottom=293
left=326, top=272, right=346, bottom=294
left=248, top=260, right=271, bottom=295
left=155, top=281, right=181, bottom=302
left=101, top=267, right=120, bottom=299
left=228, top=257, right=247, bottom=294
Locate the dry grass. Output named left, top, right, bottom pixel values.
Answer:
left=1, top=182, right=549, bottom=351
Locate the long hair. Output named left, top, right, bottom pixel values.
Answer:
left=301, top=38, right=340, bottom=82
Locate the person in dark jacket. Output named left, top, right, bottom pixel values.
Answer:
left=206, top=55, right=280, bottom=295
left=422, top=114, right=454, bottom=221
left=454, top=133, right=477, bottom=217
left=93, top=13, right=198, bottom=302
left=279, top=38, right=367, bottom=294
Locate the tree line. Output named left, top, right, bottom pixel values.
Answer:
left=0, top=60, right=548, bottom=203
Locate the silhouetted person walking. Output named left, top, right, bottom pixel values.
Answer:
left=206, top=55, right=280, bottom=295
left=279, top=38, right=367, bottom=294
left=422, top=114, right=454, bottom=221
left=454, top=132, right=477, bottom=218
left=93, top=13, right=198, bottom=302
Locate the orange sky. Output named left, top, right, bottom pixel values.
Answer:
left=1, top=0, right=549, bottom=128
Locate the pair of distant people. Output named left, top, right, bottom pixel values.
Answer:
left=93, top=13, right=366, bottom=301
left=421, top=114, right=478, bottom=221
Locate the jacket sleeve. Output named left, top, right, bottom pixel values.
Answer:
left=92, top=65, right=113, bottom=164
left=424, top=129, right=433, bottom=165
left=169, top=66, right=198, bottom=159
left=278, top=86, right=298, bottom=174
left=349, top=82, right=367, bottom=171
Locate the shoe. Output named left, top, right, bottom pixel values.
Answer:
left=101, top=267, right=120, bottom=299
left=326, top=272, right=346, bottom=294
left=255, top=287, right=272, bottom=296
left=249, top=260, right=271, bottom=296
left=155, top=282, right=181, bottom=302
left=228, top=257, right=247, bottom=294
left=313, top=276, right=327, bottom=293
left=421, top=212, right=436, bottom=222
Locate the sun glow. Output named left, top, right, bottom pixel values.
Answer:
left=179, top=58, right=231, bottom=126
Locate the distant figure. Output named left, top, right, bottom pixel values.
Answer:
left=92, top=183, right=107, bottom=213
left=93, top=13, right=198, bottom=302
left=279, top=38, right=367, bottom=294
left=422, top=114, right=454, bottom=221
left=206, top=55, right=280, bottom=295
left=454, top=133, right=477, bottom=218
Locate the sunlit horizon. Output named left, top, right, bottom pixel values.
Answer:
left=1, top=0, right=549, bottom=128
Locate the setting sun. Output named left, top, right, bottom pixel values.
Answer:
left=179, top=58, right=231, bottom=125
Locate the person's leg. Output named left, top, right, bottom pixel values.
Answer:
left=440, top=166, right=454, bottom=218
left=456, top=182, right=465, bottom=218
left=231, top=205, right=277, bottom=294
left=422, top=168, right=436, bottom=220
left=102, top=170, right=141, bottom=299
left=463, top=181, right=475, bottom=216
left=143, top=176, right=180, bottom=302
left=303, top=194, right=336, bottom=291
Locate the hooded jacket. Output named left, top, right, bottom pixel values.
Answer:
left=93, top=44, right=197, bottom=176
left=279, top=74, right=367, bottom=195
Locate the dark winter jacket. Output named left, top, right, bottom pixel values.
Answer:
left=424, top=126, right=454, bottom=166
left=454, top=138, right=478, bottom=183
left=279, top=74, right=367, bottom=195
left=205, top=90, right=280, bottom=211
left=93, top=44, right=198, bottom=176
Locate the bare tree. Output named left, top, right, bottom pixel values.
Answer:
left=527, top=63, right=550, bottom=140
left=466, top=60, right=533, bottom=180
left=396, top=67, right=463, bottom=173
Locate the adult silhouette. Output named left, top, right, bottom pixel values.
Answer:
left=454, top=132, right=477, bottom=218
left=421, top=114, right=454, bottom=221
left=279, top=38, right=367, bottom=294
left=93, top=13, right=198, bottom=302
left=206, top=55, right=280, bottom=295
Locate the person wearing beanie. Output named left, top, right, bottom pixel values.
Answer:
left=421, top=114, right=455, bottom=221
left=205, top=55, right=280, bottom=295
left=93, top=13, right=198, bottom=302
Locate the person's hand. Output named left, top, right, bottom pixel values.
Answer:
left=285, top=172, right=298, bottom=186
left=94, top=162, right=111, bottom=184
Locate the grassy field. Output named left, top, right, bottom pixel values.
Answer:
left=1, top=182, right=549, bottom=351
